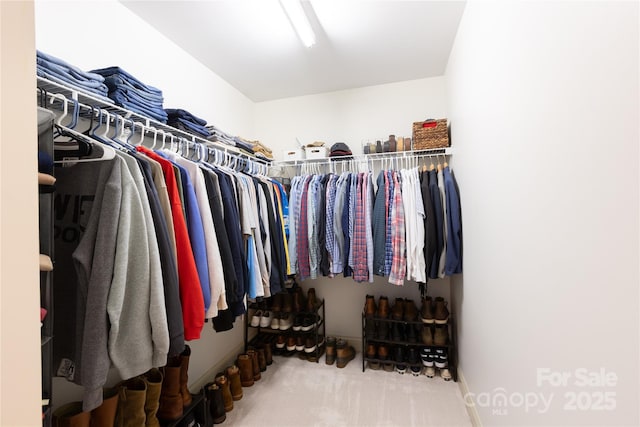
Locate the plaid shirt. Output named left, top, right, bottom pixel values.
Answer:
left=288, top=176, right=301, bottom=274
left=353, top=173, right=368, bottom=282
left=308, top=175, right=321, bottom=279
left=325, top=175, right=337, bottom=275
left=365, top=172, right=375, bottom=282
left=296, top=175, right=312, bottom=280
left=389, top=171, right=406, bottom=286
left=384, top=170, right=394, bottom=276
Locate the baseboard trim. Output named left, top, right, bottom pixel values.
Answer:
left=189, top=341, right=246, bottom=393
left=457, top=367, right=482, bottom=427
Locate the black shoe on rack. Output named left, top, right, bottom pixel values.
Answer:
left=377, top=321, right=389, bottom=340
left=392, top=322, right=405, bottom=342
left=365, top=319, right=376, bottom=339
left=407, top=347, right=421, bottom=376
left=394, top=346, right=406, bottom=374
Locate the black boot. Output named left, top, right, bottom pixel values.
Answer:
left=205, top=382, right=226, bottom=424
left=394, top=346, right=406, bottom=374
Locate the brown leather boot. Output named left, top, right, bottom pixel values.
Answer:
left=377, top=296, right=389, bottom=318
left=422, top=325, right=434, bottom=345
left=90, top=388, right=119, bottom=427
left=306, top=288, right=318, bottom=312
left=271, top=292, right=283, bottom=312
left=204, top=383, right=226, bottom=425
left=364, top=295, right=376, bottom=318
left=420, top=296, right=434, bottom=323
left=158, top=359, right=183, bottom=421
left=292, top=287, right=305, bottom=312
left=142, top=368, right=163, bottom=427
left=434, top=325, right=449, bottom=346
left=391, top=298, right=404, bottom=320
left=366, top=343, right=380, bottom=370
left=434, top=297, right=450, bottom=324
left=53, top=402, right=90, bottom=427
left=179, top=346, right=192, bottom=407
left=225, top=365, right=243, bottom=401
left=336, top=339, right=356, bottom=368
left=377, top=344, right=389, bottom=360
left=246, top=349, right=261, bottom=381
left=116, top=377, right=146, bottom=427
left=256, top=348, right=267, bottom=372
left=215, top=374, right=233, bottom=412
left=282, top=292, right=293, bottom=313
left=236, top=354, right=254, bottom=387
left=403, top=299, right=418, bottom=322
left=325, top=336, right=336, bottom=365
left=262, top=341, right=273, bottom=366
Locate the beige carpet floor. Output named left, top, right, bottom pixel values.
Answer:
left=222, top=352, right=472, bottom=427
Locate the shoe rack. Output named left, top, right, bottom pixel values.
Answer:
left=361, top=297, right=458, bottom=382
left=38, top=107, right=56, bottom=426
left=244, top=289, right=326, bottom=363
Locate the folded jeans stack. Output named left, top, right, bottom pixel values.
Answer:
left=247, top=139, right=274, bottom=160
left=90, top=66, right=168, bottom=123
left=206, top=125, right=237, bottom=147
left=166, top=109, right=211, bottom=138
left=36, top=50, right=111, bottom=102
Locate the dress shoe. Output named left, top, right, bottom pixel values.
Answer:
left=286, top=336, right=296, bottom=352
left=275, top=335, right=286, bottom=349
left=295, top=336, right=305, bottom=352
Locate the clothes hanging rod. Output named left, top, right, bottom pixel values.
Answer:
left=36, top=77, right=271, bottom=166
left=270, top=147, right=453, bottom=168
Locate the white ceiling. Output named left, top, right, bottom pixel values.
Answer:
left=121, top=1, right=466, bottom=102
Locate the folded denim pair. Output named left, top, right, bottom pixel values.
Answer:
left=109, top=91, right=168, bottom=123
left=165, top=109, right=207, bottom=126
left=91, top=66, right=163, bottom=97
left=37, top=50, right=106, bottom=84
left=170, top=119, right=211, bottom=139
left=37, top=67, right=112, bottom=102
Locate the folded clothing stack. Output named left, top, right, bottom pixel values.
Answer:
left=206, top=125, right=236, bottom=147
left=91, top=66, right=167, bottom=123
left=36, top=50, right=111, bottom=102
left=246, top=139, right=273, bottom=160
left=166, top=109, right=210, bottom=138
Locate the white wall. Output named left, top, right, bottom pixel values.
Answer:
left=0, top=2, right=42, bottom=425
left=446, top=2, right=639, bottom=425
left=256, top=77, right=453, bottom=342
left=256, top=76, right=448, bottom=159
left=34, top=0, right=254, bottom=406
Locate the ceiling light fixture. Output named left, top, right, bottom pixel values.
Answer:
left=279, top=0, right=316, bottom=48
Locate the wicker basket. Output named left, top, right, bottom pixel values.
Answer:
left=412, top=119, right=449, bottom=150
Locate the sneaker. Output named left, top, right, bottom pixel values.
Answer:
left=420, top=348, right=434, bottom=367
left=295, top=336, right=305, bottom=352
left=301, top=314, right=317, bottom=332
left=410, top=366, right=422, bottom=376
left=425, top=366, right=436, bottom=378
left=292, top=314, right=303, bottom=331
left=434, top=348, right=448, bottom=368
left=259, top=311, right=271, bottom=328
left=440, top=368, right=452, bottom=381
left=434, top=297, right=449, bottom=324
left=279, top=313, right=293, bottom=330
left=270, top=313, right=280, bottom=329
left=250, top=310, right=262, bottom=327
left=420, top=296, right=434, bottom=324
left=275, top=335, right=286, bottom=349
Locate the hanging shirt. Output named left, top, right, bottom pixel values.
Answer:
left=136, top=146, right=204, bottom=341
left=389, top=171, right=406, bottom=286
left=288, top=176, right=300, bottom=275
left=308, top=175, right=321, bottom=279
left=296, top=175, right=312, bottom=280
left=437, top=168, right=448, bottom=278
left=411, top=168, right=427, bottom=283
left=420, top=170, right=437, bottom=280
left=372, top=170, right=387, bottom=276
left=444, top=166, right=463, bottom=275
left=428, top=169, right=444, bottom=280
left=384, top=170, right=395, bottom=277
left=332, top=173, right=347, bottom=275
left=365, top=172, right=375, bottom=283
left=325, top=174, right=338, bottom=275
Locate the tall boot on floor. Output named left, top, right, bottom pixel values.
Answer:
left=52, top=402, right=90, bottom=427
left=90, top=388, right=119, bottom=427
left=204, top=383, right=226, bottom=425
left=215, top=374, right=233, bottom=413
left=246, top=349, right=261, bottom=381
left=179, top=345, right=192, bottom=407
left=236, top=354, right=254, bottom=387
left=256, top=347, right=267, bottom=372
left=336, top=338, right=356, bottom=368
left=325, top=336, right=337, bottom=365
left=262, top=341, right=273, bottom=366
left=142, top=368, right=163, bottom=427
left=158, top=358, right=183, bottom=421
left=116, top=377, right=147, bottom=427
left=225, top=365, right=243, bottom=401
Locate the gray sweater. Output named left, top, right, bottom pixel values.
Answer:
left=54, top=148, right=168, bottom=412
